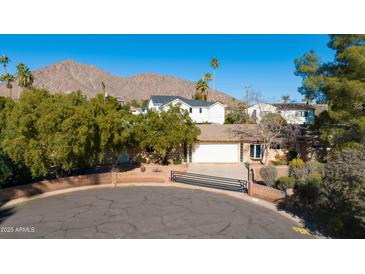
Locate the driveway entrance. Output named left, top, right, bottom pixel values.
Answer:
left=187, top=163, right=247, bottom=180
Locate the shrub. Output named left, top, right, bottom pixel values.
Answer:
left=173, top=159, right=182, bottom=165
left=295, top=175, right=322, bottom=207
left=289, top=158, right=306, bottom=180
left=259, top=165, right=278, bottom=187
left=277, top=176, right=295, bottom=191
left=321, top=146, right=365, bottom=237
left=305, top=160, right=324, bottom=178
left=140, top=166, right=146, bottom=172
left=289, top=158, right=305, bottom=168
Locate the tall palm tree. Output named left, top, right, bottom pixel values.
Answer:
left=195, top=79, right=209, bottom=100
left=0, top=73, right=15, bottom=98
left=203, top=72, right=212, bottom=98
left=16, top=63, right=34, bottom=98
left=210, top=57, right=220, bottom=90
left=203, top=72, right=212, bottom=84
left=0, top=55, right=10, bottom=74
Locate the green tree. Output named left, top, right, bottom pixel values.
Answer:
left=194, top=79, right=208, bottom=100
left=0, top=55, right=10, bottom=74
left=322, top=146, right=365, bottom=237
left=0, top=73, right=15, bottom=98
left=210, top=57, right=220, bottom=90
left=89, top=94, right=132, bottom=164
left=295, top=35, right=365, bottom=147
left=131, top=105, right=200, bottom=164
left=203, top=72, right=212, bottom=84
left=16, top=63, right=34, bottom=97
left=281, top=95, right=290, bottom=104
left=225, top=103, right=250, bottom=124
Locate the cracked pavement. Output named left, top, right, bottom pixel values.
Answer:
left=0, top=186, right=311, bottom=238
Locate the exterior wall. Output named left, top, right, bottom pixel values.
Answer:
left=248, top=103, right=315, bottom=125
left=149, top=98, right=225, bottom=124
left=208, top=103, right=225, bottom=124
left=248, top=103, right=277, bottom=123
left=280, top=109, right=315, bottom=125
left=148, top=99, right=161, bottom=111
left=163, top=100, right=210, bottom=123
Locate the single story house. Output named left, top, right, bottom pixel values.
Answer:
left=187, top=124, right=286, bottom=164
left=248, top=103, right=315, bottom=125
left=148, top=95, right=225, bottom=124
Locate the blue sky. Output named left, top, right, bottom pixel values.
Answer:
left=0, top=35, right=334, bottom=102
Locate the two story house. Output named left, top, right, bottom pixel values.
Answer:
left=148, top=95, right=225, bottom=124
left=248, top=103, right=315, bottom=125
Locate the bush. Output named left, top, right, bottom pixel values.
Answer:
left=295, top=175, right=322, bottom=207
left=173, top=159, right=182, bottom=165
left=289, top=158, right=307, bottom=180
left=305, top=160, right=324, bottom=178
left=259, top=165, right=278, bottom=187
left=289, top=158, right=305, bottom=168
left=277, top=176, right=295, bottom=191
left=321, top=146, right=365, bottom=237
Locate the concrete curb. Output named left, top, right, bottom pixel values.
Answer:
left=1, top=181, right=306, bottom=228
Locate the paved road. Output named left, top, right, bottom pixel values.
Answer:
left=188, top=163, right=247, bottom=180
left=0, top=186, right=311, bottom=238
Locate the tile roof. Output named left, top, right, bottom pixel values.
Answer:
left=150, top=95, right=216, bottom=107
left=197, top=124, right=262, bottom=142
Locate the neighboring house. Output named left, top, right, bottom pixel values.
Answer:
left=116, top=96, right=125, bottom=106
left=186, top=124, right=285, bottom=164
left=130, top=106, right=143, bottom=115
left=148, top=95, right=225, bottom=124
left=248, top=103, right=316, bottom=125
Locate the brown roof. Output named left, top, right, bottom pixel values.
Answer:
left=272, top=103, right=315, bottom=110
left=197, top=124, right=261, bottom=142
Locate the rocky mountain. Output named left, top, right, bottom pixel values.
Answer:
left=0, top=59, right=238, bottom=105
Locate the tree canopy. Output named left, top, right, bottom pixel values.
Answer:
left=130, top=105, right=200, bottom=164
left=294, top=35, right=365, bottom=147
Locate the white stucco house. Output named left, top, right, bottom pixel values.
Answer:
left=148, top=95, right=225, bottom=124
left=248, top=103, right=315, bottom=125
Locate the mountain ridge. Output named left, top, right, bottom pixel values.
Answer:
left=0, top=59, right=238, bottom=105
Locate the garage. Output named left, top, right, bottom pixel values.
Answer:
left=192, top=143, right=239, bottom=163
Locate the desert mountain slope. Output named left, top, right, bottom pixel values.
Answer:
left=0, top=59, right=237, bottom=105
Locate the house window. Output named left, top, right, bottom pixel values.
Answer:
left=240, top=143, right=244, bottom=162
left=295, top=111, right=306, bottom=117
left=199, top=108, right=202, bottom=113
left=189, top=107, right=192, bottom=113
left=250, top=144, right=263, bottom=159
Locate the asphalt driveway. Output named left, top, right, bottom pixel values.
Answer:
left=188, top=163, right=248, bottom=180
left=0, top=186, right=311, bottom=238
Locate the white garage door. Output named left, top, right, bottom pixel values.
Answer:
left=192, top=143, right=239, bottom=163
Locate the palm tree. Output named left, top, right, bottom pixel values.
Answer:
left=210, top=57, right=220, bottom=90
left=16, top=63, right=34, bottom=98
left=281, top=95, right=290, bottom=104
left=203, top=72, right=212, bottom=84
left=0, top=73, right=15, bottom=98
left=194, top=79, right=209, bottom=100
left=203, top=72, right=212, bottom=98
left=0, top=55, right=10, bottom=74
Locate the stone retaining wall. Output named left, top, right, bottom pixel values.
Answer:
left=0, top=164, right=188, bottom=204
left=0, top=173, right=112, bottom=204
